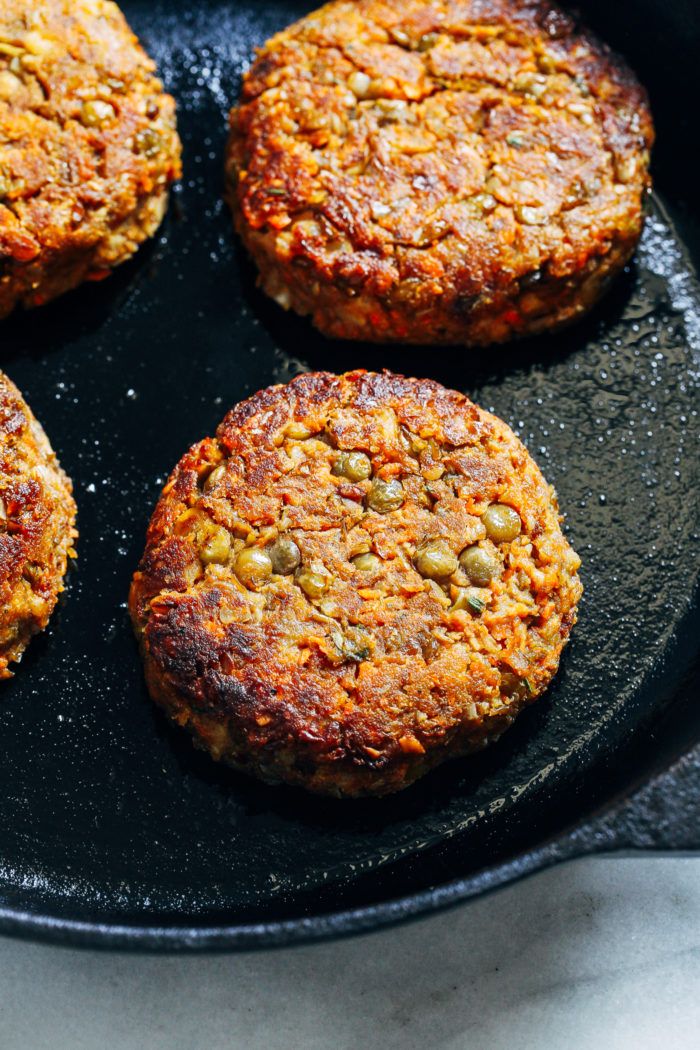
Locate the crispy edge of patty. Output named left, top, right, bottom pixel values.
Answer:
left=129, top=370, right=582, bottom=797
left=0, top=371, right=77, bottom=677
left=226, top=0, right=653, bottom=345
left=0, top=0, right=182, bottom=319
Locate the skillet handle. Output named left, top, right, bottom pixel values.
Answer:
left=571, top=743, right=700, bottom=853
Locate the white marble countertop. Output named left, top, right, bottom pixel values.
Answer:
left=1, top=854, right=699, bottom=1049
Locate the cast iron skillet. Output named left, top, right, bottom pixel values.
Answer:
left=0, top=0, right=698, bottom=951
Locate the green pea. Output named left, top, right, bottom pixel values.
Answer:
left=234, top=548, right=272, bottom=588
left=332, top=451, right=372, bottom=482
left=459, top=545, right=500, bottom=585
left=352, top=552, right=381, bottom=572
left=269, top=536, right=301, bottom=575
left=367, top=477, right=404, bottom=514
left=414, top=540, right=458, bottom=580
left=199, top=526, right=231, bottom=566
left=297, top=568, right=330, bottom=599
left=482, top=503, right=522, bottom=543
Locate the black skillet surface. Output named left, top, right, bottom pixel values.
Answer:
left=0, top=0, right=699, bottom=950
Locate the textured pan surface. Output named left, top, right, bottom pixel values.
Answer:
left=0, top=0, right=697, bottom=948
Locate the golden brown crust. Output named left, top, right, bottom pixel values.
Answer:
left=130, top=370, right=582, bottom=796
left=226, top=0, right=653, bottom=345
left=0, top=0, right=181, bottom=318
left=0, top=370, right=76, bottom=677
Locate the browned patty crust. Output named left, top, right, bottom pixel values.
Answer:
left=0, top=371, right=76, bottom=677
left=0, top=0, right=181, bottom=319
left=226, top=0, right=653, bottom=345
left=130, top=371, right=582, bottom=797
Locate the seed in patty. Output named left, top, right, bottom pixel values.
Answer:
left=297, top=567, right=330, bottom=599
left=203, top=464, right=226, bottom=491
left=367, top=477, right=404, bottom=514
left=459, top=545, right=500, bottom=585
left=234, top=547, right=272, bottom=587
left=415, top=540, right=458, bottom=580
left=269, top=536, right=301, bottom=574
left=332, top=450, right=372, bottom=481
left=348, top=71, right=371, bottom=98
left=482, top=504, right=522, bottom=543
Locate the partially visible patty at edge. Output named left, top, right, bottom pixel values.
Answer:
left=0, top=0, right=181, bottom=319
left=129, top=370, right=582, bottom=797
left=226, top=0, right=653, bottom=345
left=0, top=370, right=76, bottom=677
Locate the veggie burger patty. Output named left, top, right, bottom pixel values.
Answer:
left=0, top=0, right=181, bottom=319
left=226, top=0, right=653, bottom=345
left=130, top=371, right=582, bottom=797
left=0, top=371, right=76, bottom=678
